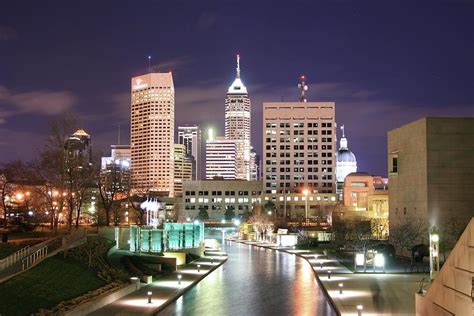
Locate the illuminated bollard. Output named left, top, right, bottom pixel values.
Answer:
left=327, top=270, right=331, bottom=279
left=357, top=304, right=363, bottom=316
left=339, top=283, right=343, bottom=294
left=147, top=291, right=152, bottom=304
left=320, top=261, right=323, bottom=269
left=197, top=264, right=201, bottom=272
left=211, top=257, right=214, bottom=264
left=178, top=274, right=182, bottom=285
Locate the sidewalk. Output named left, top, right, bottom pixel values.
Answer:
left=89, top=249, right=227, bottom=316
left=230, top=239, right=423, bottom=316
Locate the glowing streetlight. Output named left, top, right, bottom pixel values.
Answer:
left=357, top=304, right=363, bottom=316
left=339, top=283, right=343, bottom=294
left=15, top=192, right=24, bottom=200
left=147, top=291, right=152, bottom=304
left=177, top=274, right=182, bottom=285
left=430, top=226, right=440, bottom=280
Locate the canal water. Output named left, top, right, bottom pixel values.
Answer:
left=159, top=229, right=336, bottom=316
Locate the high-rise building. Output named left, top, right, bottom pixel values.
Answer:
left=249, top=147, right=259, bottom=181
left=263, top=101, right=336, bottom=195
left=178, top=126, right=201, bottom=180
left=225, top=54, right=251, bottom=180
left=100, top=145, right=131, bottom=192
left=388, top=117, right=474, bottom=239
left=173, top=144, right=193, bottom=197
left=130, top=72, right=175, bottom=196
left=65, top=129, right=92, bottom=168
left=206, top=137, right=236, bottom=180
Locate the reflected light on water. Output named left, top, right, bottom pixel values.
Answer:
left=292, top=257, right=318, bottom=315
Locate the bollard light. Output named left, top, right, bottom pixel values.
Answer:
left=327, top=270, right=331, bottom=279
left=339, top=283, right=343, bottom=294
left=147, top=291, right=152, bottom=304
left=197, top=264, right=201, bottom=272
left=320, top=261, right=323, bottom=269
left=357, top=304, right=363, bottom=316
left=178, top=274, right=182, bottom=285
left=211, top=257, right=214, bottom=264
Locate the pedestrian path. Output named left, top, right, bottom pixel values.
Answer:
left=89, top=249, right=227, bottom=316
left=229, top=238, right=423, bottom=315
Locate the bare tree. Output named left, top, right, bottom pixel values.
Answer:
left=97, top=160, right=127, bottom=226
left=389, top=215, right=426, bottom=256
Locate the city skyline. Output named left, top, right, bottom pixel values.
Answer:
left=1, top=1, right=474, bottom=177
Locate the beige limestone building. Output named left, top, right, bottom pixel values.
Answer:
left=263, top=102, right=336, bottom=195
left=388, top=117, right=474, bottom=240
left=173, top=144, right=192, bottom=197
left=130, top=72, right=174, bottom=196
left=181, top=180, right=262, bottom=220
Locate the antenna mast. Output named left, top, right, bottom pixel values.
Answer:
left=148, top=55, right=151, bottom=73
left=298, top=75, right=308, bottom=102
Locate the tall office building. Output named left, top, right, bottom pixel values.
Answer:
left=225, top=54, right=251, bottom=180
left=65, top=129, right=92, bottom=168
left=130, top=72, right=175, bottom=196
left=101, top=145, right=131, bottom=192
left=263, top=101, right=336, bottom=195
left=173, top=144, right=193, bottom=197
left=178, top=126, right=201, bottom=180
left=206, top=137, right=237, bottom=180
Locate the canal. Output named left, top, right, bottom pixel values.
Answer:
left=159, top=229, right=336, bottom=316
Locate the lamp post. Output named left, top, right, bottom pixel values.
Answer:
left=197, top=264, right=201, bottom=272
left=147, top=291, right=152, bottom=304
left=429, top=226, right=440, bottom=281
left=327, top=270, right=331, bottom=279
left=357, top=304, right=363, bottom=316
left=302, top=189, right=309, bottom=224
left=178, top=274, right=182, bottom=285
left=339, top=283, right=343, bottom=294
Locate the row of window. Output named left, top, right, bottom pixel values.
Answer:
left=265, top=122, right=333, bottom=128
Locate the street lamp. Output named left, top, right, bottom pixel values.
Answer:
left=302, top=189, right=309, bottom=223
left=429, top=226, right=440, bottom=281
left=339, top=283, right=343, bottom=294
left=147, top=291, right=152, bottom=304
left=177, top=274, right=182, bottom=285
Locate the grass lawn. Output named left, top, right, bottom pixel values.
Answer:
left=0, top=254, right=106, bottom=316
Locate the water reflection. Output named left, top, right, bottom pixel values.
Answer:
left=159, top=230, right=335, bottom=316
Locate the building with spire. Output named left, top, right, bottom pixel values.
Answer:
left=225, top=54, right=251, bottom=180
left=335, top=125, right=357, bottom=183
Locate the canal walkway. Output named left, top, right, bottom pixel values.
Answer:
left=89, top=249, right=227, bottom=316
left=232, top=239, right=423, bottom=316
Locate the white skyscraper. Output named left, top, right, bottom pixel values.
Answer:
left=178, top=126, right=201, bottom=180
left=225, top=54, right=251, bottom=180
left=206, top=137, right=237, bottom=180
left=130, top=72, right=175, bottom=196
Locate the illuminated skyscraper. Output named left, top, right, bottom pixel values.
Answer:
left=225, top=54, right=251, bottom=180
left=130, top=72, right=175, bottom=196
left=173, top=144, right=193, bottom=197
left=178, top=126, right=201, bottom=180
left=206, top=137, right=237, bottom=180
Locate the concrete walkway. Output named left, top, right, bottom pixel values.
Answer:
left=89, top=250, right=227, bottom=316
left=230, top=239, right=424, bottom=316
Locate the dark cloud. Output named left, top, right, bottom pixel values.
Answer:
left=0, top=86, right=76, bottom=124
left=0, top=26, right=18, bottom=40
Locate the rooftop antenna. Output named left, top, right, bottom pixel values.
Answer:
left=148, top=55, right=151, bottom=73
left=236, top=54, right=241, bottom=78
left=341, top=124, right=345, bottom=138
left=298, top=75, right=308, bottom=102
left=118, top=124, right=121, bottom=145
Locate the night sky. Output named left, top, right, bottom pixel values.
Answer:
left=1, top=1, right=473, bottom=176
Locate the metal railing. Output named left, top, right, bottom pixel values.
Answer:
left=0, top=245, right=31, bottom=271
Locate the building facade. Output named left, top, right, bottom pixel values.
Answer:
left=130, top=72, right=175, bottom=196
left=205, top=137, right=236, bottom=180
left=249, top=147, right=259, bottom=181
left=178, top=126, right=201, bottom=180
left=173, top=144, right=193, bottom=197
left=225, top=55, right=251, bottom=180
left=263, top=102, right=336, bottom=195
left=388, top=117, right=474, bottom=238
left=100, top=144, right=131, bottom=192
left=181, top=180, right=262, bottom=220
left=65, top=129, right=92, bottom=167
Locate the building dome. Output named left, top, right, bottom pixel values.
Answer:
left=337, top=148, right=356, bottom=163
left=336, top=125, right=357, bottom=182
